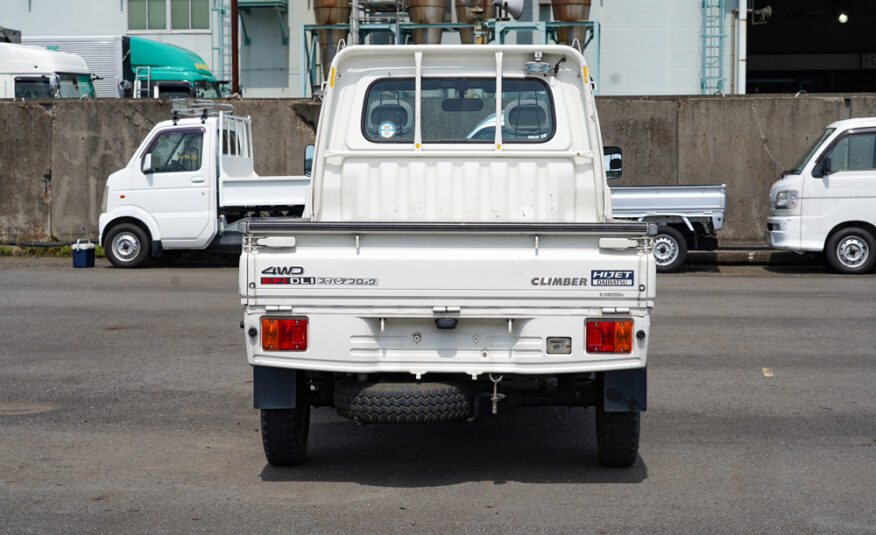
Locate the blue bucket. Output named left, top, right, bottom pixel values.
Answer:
left=72, top=239, right=95, bottom=268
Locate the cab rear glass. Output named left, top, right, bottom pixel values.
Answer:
left=362, top=77, right=555, bottom=144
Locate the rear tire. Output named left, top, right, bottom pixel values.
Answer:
left=653, top=226, right=687, bottom=273
left=825, top=227, right=875, bottom=274
left=105, top=223, right=150, bottom=268
left=595, top=407, right=640, bottom=467
left=260, top=406, right=310, bottom=466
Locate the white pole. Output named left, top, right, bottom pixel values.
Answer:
left=351, top=0, right=360, bottom=45
left=737, top=0, right=747, bottom=94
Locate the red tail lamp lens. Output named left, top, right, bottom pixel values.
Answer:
left=586, top=319, right=633, bottom=353
left=261, top=317, right=308, bottom=351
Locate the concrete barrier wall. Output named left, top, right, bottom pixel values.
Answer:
left=2, top=95, right=875, bottom=244
left=0, top=103, right=52, bottom=240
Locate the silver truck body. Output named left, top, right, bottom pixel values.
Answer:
left=611, top=184, right=727, bottom=272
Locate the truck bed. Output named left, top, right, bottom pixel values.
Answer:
left=219, top=174, right=309, bottom=209
left=610, top=184, right=726, bottom=229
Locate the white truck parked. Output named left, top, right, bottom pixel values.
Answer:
left=766, top=117, right=876, bottom=274
left=0, top=42, right=96, bottom=99
left=610, top=183, right=726, bottom=273
left=239, top=45, right=656, bottom=467
left=98, top=100, right=308, bottom=267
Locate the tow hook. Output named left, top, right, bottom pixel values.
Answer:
left=489, top=374, right=505, bottom=415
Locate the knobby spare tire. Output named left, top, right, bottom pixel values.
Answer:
left=334, top=380, right=471, bottom=423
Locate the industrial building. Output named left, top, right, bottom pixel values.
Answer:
left=2, top=0, right=874, bottom=97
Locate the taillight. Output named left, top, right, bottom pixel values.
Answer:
left=586, top=319, right=632, bottom=353
left=261, top=317, right=308, bottom=351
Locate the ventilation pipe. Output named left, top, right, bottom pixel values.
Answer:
left=314, top=0, right=351, bottom=81
left=551, top=0, right=590, bottom=46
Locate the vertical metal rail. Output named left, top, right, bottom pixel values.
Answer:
left=211, top=0, right=232, bottom=84
left=700, top=0, right=725, bottom=94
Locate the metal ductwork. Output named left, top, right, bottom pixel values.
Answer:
left=314, top=0, right=351, bottom=80
left=551, top=0, right=590, bottom=46
left=408, top=0, right=447, bottom=44
left=455, top=0, right=491, bottom=44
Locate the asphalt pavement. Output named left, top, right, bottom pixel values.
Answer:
left=0, top=257, right=873, bottom=534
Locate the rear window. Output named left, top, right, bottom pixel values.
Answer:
left=362, top=77, right=554, bottom=143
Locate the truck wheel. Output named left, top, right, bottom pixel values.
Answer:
left=595, top=407, right=640, bottom=467
left=334, top=380, right=470, bottom=424
left=653, top=227, right=687, bottom=273
left=260, top=406, right=310, bottom=466
left=826, top=227, right=876, bottom=274
left=105, top=223, right=150, bottom=268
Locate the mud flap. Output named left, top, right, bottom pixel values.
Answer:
left=253, top=366, right=297, bottom=409
left=602, top=368, right=646, bottom=412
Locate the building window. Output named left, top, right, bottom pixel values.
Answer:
left=172, top=0, right=210, bottom=30
left=129, top=0, right=167, bottom=30
left=129, top=0, right=209, bottom=31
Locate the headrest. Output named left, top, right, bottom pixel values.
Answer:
left=503, top=99, right=550, bottom=137
left=367, top=100, right=413, bottom=138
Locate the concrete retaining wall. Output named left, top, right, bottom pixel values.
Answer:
left=0, top=103, right=52, bottom=240
left=2, top=95, right=875, bottom=244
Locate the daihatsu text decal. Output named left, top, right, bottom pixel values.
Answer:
left=590, top=270, right=634, bottom=286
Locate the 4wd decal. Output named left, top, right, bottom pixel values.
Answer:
left=590, top=270, right=634, bottom=286
left=262, top=266, right=304, bottom=275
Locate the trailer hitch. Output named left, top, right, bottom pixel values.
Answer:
left=489, top=374, right=505, bottom=415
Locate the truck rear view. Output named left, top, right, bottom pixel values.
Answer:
left=240, top=45, right=656, bottom=467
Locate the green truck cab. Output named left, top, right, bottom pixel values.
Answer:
left=125, top=36, right=223, bottom=99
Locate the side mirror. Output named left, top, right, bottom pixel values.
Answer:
left=603, top=146, right=623, bottom=179
left=820, top=156, right=832, bottom=176
left=304, top=144, right=314, bottom=177
left=141, top=153, right=153, bottom=174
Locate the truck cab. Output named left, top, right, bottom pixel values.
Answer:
left=766, top=117, right=876, bottom=273
left=99, top=100, right=307, bottom=267
left=125, top=36, right=224, bottom=99
left=0, top=42, right=95, bottom=99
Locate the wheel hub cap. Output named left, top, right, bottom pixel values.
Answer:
left=653, top=236, right=678, bottom=265
left=837, top=236, right=869, bottom=268
left=112, top=233, right=140, bottom=261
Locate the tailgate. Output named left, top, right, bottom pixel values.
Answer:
left=240, top=222, right=656, bottom=376
left=241, top=221, right=655, bottom=309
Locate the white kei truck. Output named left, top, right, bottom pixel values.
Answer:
left=98, top=100, right=309, bottom=267
left=239, top=45, right=657, bottom=467
left=766, top=117, right=876, bottom=274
